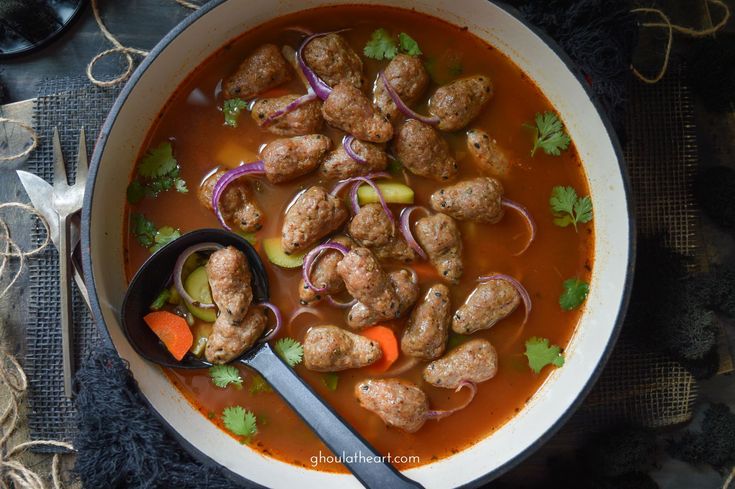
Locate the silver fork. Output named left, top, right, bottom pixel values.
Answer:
left=51, top=127, right=87, bottom=398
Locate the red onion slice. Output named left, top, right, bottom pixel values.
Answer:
left=500, top=197, right=536, bottom=256
left=379, top=71, right=439, bottom=125
left=477, top=273, right=532, bottom=327
left=173, top=243, right=224, bottom=309
left=330, top=171, right=390, bottom=196
left=297, top=31, right=349, bottom=100
left=426, top=381, right=478, bottom=420
left=398, top=206, right=430, bottom=260
left=342, top=135, right=366, bottom=164
left=287, top=306, right=325, bottom=332
left=348, top=177, right=394, bottom=224
left=211, top=161, right=266, bottom=230
left=325, top=295, right=357, bottom=308
left=302, top=242, right=350, bottom=292
left=384, top=357, right=420, bottom=377
left=259, top=302, right=284, bottom=342
left=261, top=92, right=319, bottom=127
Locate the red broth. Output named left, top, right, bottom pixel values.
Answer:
left=124, top=5, right=593, bottom=472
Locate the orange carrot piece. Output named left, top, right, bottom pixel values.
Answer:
left=361, top=326, right=399, bottom=372
left=143, top=311, right=194, bottom=361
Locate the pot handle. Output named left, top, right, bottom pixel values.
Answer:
left=243, top=343, right=425, bottom=489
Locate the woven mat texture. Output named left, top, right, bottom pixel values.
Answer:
left=23, top=62, right=699, bottom=449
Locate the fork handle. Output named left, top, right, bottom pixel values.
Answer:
left=58, top=213, right=75, bottom=398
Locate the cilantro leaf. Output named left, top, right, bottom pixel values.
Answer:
left=138, top=142, right=177, bottom=178
left=130, top=214, right=181, bottom=253
left=150, top=226, right=181, bottom=253
left=223, top=98, right=249, bottom=128
left=322, top=373, right=339, bottom=391
left=398, top=33, right=422, bottom=56
left=527, top=111, right=571, bottom=157
left=209, top=365, right=243, bottom=389
left=128, top=142, right=188, bottom=203
left=364, top=28, right=398, bottom=60
left=222, top=406, right=257, bottom=438
left=249, top=373, right=273, bottom=394
left=559, top=277, right=590, bottom=311
left=550, top=186, right=593, bottom=231
left=126, top=180, right=145, bottom=204
left=524, top=337, right=565, bottom=374
left=274, top=337, right=304, bottom=367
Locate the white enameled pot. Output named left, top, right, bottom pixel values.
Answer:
left=82, top=1, right=634, bottom=487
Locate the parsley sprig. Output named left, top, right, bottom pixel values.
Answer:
left=524, top=337, right=565, bottom=374
left=525, top=112, right=571, bottom=157
left=364, top=29, right=422, bottom=60
left=222, top=406, right=257, bottom=439
left=130, top=213, right=181, bottom=253
left=126, top=142, right=188, bottom=204
left=559, top=277, right=590, bottom=311
left=209, top=365, right=243, bottom=389
left=550, top=186, right=593, bottom=231
left=274, top=337, right=304, bottom=367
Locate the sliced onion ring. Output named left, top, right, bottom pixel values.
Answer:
left=302, top=242, right=350, bottom=292
left=287, top=306, right=325, bottom=332
left=426, top=381, right=477, bottom=420
left=348, top=176, right=394, bottom=223
left=211, top=161, right=266, bottom=230
left=399, top=206, right=430, bottom=260
left=501, top=197, right=537, bottom=256
left=325, top=295, right=357, bottom=308
left=173, top=243, right=224, bottom=309
left=379, top=71, right=439, bottom=125
left=261, top=92, right=319, bottom=127
left=330, top=171, right=390, bottom=196
left=342, top=135, right=366, bottom=164
left=384, top=357, right=420, bottom=377
left=477, top=273, right=532, bottom=327
left=296, top=30, right=349, bottom=100
left=259, top=302, right=284, bottom=342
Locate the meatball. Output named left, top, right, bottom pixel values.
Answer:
left=302, top=33, right=364, bottom=88
left=303, top=325, right=382, bottom=372
left=223, top=44, right=291, bottom=100
left=466, top=129, right=511, bottom=177
left=320, top=140, right=388, bottom=180
left=394, top=119, right=457, bottom=181
left=423, top=339, right=498, bottom=389
left=429, top=75, right=493, bottom=131
left=261, top=134, right=331, bottom=184
left=298, top=235, right=354, bottom=305
left=452, top=279, right=521, bottom=334
left=198, top=169, right=264, bottom=232
left=322, top=82, right=393, bottom=143
left=401, top=284, right=451, bottom=360
left=337, top=247, right=400, bottom=320
left=347, top=269, right=419, bottom=330
left=355, top=379, right=429, bottom=433
left=429, top=177, right=504, bottom=223
left=281, top=186, right=349, bottom=254
left=374, top=54, right=430, bottom=121
left=251, top=95, right=323, bottom=136
left=348, top=203, right=415, bottom=262
left=205, top=247, right=263, bottom=364
left=414, top=213, right=463, bottom=283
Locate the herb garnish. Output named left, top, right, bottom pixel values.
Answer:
left=525, top=112, right=571, bottom=157
left=322, top=373, right=339, bottom=391
left=223, top=98, right=249, bottom=128
left=524, top=337, right=565, bottom=374
left=222, top=406, right=257, bottom=439
left=209, top=365, right=243, bottom=389
left=364, top=29, right=422, bottom=60
left=126, top=142, right=188, bottom=204
left=130, top=213, right=181, bottom=253
left=249, top=373, right=273, bottom=394
left=274, top=337, right=304, bottom=367
left=559, top=277, right=590, bottom=311
left=550, top=186, right=593, bottom=231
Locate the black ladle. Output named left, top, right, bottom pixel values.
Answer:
left=121, top=229, right=423, bottom=489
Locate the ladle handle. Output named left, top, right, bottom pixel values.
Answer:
left=243, top=344, right=424, bottom=489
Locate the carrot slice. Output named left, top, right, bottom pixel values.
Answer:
left=143, top=311, right=194, bottom=361
left=361, top=326, right=399, bottom=372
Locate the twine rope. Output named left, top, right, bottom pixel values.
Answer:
left=0, top=351, right=74, bottom=489
left=631, top=0, right=731, bottom=84
left=0, top=118, right=39, bottom=163
left=87, top=0, right=201, bottom=87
